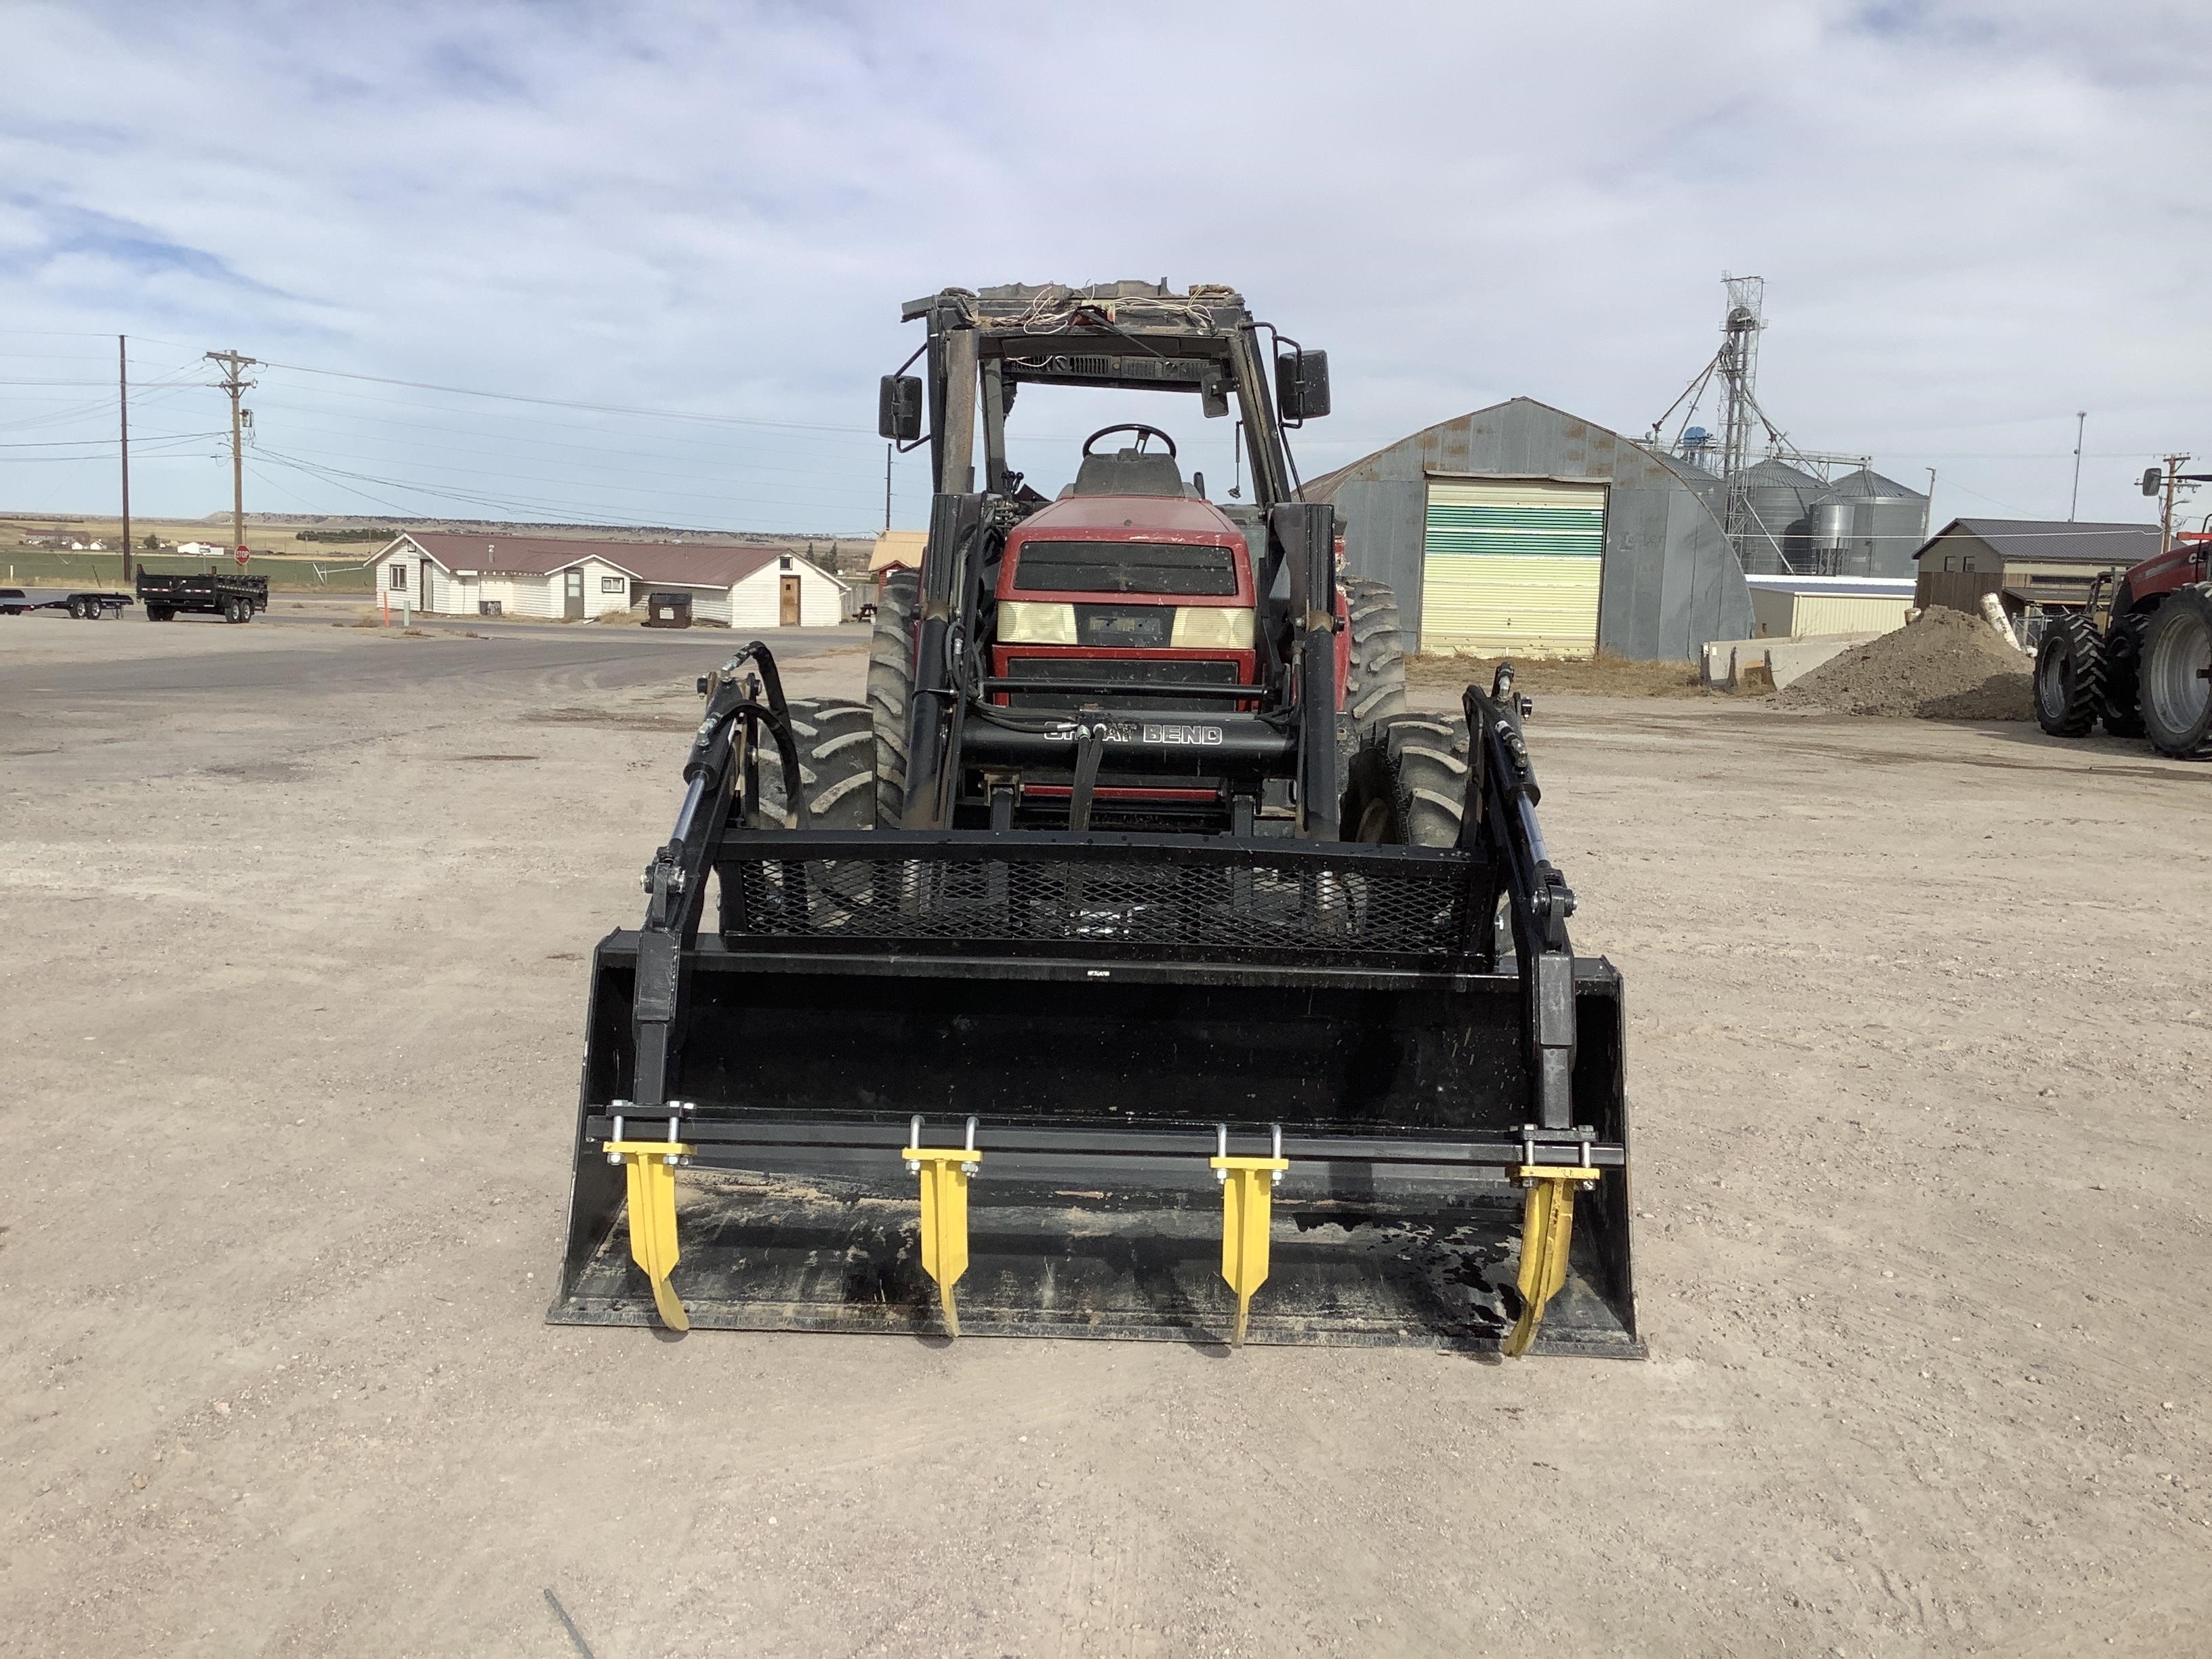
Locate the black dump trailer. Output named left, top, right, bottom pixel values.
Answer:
left=138, top=571, right=270, bottom=623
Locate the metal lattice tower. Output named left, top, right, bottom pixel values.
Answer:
left=1716, top=275, right=1765, bottom=565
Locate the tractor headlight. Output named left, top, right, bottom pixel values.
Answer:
left=997, top=601, right=1078, bottom=644
left=1170, top=607, right=1254, bottom=649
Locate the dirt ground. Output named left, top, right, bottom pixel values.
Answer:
left=1408, top=649, right=1706, bottom=697
left=3, top=609, right=2207, bottom=1658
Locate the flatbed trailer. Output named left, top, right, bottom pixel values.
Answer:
left=0, top=586, right=136, bottom=618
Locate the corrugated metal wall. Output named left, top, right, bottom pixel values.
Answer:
left=1794, top=594, right=1910, bottom=636
left=1750, top=589, right=1911, bottom=637
left=1311, top=398, right=1756, bottom=661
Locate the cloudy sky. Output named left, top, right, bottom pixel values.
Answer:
left=4, top=0, right=2207, bottom=535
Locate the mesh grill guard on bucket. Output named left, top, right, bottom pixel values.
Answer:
left=716, top=834, right=1483, bottom=965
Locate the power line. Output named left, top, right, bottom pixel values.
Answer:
left=258, top=359, right=881, bottom=436
left=0, top=430, right=226, bottom=447
left=253, top=445, right=901, bottom=520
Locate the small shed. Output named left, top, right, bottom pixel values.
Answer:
left=1745, top=575, right=1914, bottom=638
left=870, top=531, right=928, bottom=575
left=1911, top=518, right=2160, bottom=619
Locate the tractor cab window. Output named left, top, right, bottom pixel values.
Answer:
left=1011, top=540, right=1237, bottom=597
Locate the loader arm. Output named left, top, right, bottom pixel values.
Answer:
left=630, top=642, right=811, bottom=1112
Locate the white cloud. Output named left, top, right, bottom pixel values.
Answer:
left=1, top=0, right=2206, bottom=530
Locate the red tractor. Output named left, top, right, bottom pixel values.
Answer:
left=555, top=283, right=1637, bottom=1361
left=2036, top=531, right=2212, bottom=759
left=851, top=417, right=1408, bottom=834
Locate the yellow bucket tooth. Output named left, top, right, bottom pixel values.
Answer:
left=1210, top=1149, right=1290, bottom=1347
left=604, top=1139, right=692, bottom=1332
left=901, top=1124, right=981, bottom=1338
left=1502, top=1164, right=1599, bottom=1357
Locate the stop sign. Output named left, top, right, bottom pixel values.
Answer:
left=235, top=548, right=251, bottom=568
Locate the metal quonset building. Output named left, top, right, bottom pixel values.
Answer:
left=1304, top=397, right=1755, bottom=661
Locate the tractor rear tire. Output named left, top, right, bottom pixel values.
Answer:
left=2139, top=585, right=2212, bottom=760
left=2033, top=612, right=2104, bottom=737
left=746, top=698, right=880, bottom=828
left=867, top=569, right=920, bottom=827
left=1343, top=576, right=1409, bottom=729
left=1341, top=712, right=1469, bottom=847
left=2102, top=611, right=2147, bottom=737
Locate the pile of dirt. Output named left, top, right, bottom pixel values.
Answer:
left=1777, top=606, right=2032, bottom=720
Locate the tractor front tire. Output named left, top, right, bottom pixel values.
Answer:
left=1341, top=712, right=1469, bottom=847
left=1343, top=576, right=1409, bottom=729
left=2139, top=585, right=2212, bottom=760
left=746, top=698, right=880, bottom=829
left=867, top=569, right=920, bottom=827
left=2033, top=612, right=2104, bottom=738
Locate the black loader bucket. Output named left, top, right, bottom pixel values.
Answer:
left=550, top=828, right=1638, bottom=1355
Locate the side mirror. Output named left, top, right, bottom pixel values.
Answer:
left=2142, top=466, right=2163, bottom=497
left=1275, top=348, right=1330, bottom=422
left=879, top=375, right=924, bottom=443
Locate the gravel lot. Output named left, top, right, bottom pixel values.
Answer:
left=3, top=609, right=2206, bottom=1658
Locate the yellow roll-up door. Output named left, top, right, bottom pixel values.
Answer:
left=1421, top=480, right=1605, bottom=656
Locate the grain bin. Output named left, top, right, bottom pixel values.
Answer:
left=1816, top=468, right=1929, bottom=578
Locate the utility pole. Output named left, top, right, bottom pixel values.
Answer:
left=205, top=349, right=260, bottom=561
left=2068, top=412, right=2086, bottom=520
left=119, top=335, right=132, bottom=584
left=2156, top=454, right=2190, bottom=554
left=884, top=443, right=893, bottom=532
left=1923, top=467, right=1937, bottom=541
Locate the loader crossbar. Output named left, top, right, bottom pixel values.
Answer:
left=577, top=1110, right=1627, bottom=1176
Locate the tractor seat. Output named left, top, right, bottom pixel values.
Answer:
left=1067, top=447, right=1186, bottom=497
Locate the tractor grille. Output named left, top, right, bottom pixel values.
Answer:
left=1000, top=653, right=1240, bottom=710
left=720, top=840, right=1480, bottom=964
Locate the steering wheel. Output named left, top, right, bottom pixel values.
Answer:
left=1081, top=423, right=1178, bottom=459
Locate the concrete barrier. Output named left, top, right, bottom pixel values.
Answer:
left=1700, top=632, right=1883, bottom=691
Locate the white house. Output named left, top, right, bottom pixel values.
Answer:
left=369, top=533, right=848, bottom=625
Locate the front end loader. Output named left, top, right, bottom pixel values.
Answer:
left=549, top=283, right=1638, bottom=1355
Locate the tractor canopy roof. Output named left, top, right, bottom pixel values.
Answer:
left=1016, top=492, right=1241, bottom=541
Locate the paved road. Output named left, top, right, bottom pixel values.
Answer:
left=0, top=615, right=869, bottom=705
left=0, top=615, right=870, bottom=789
